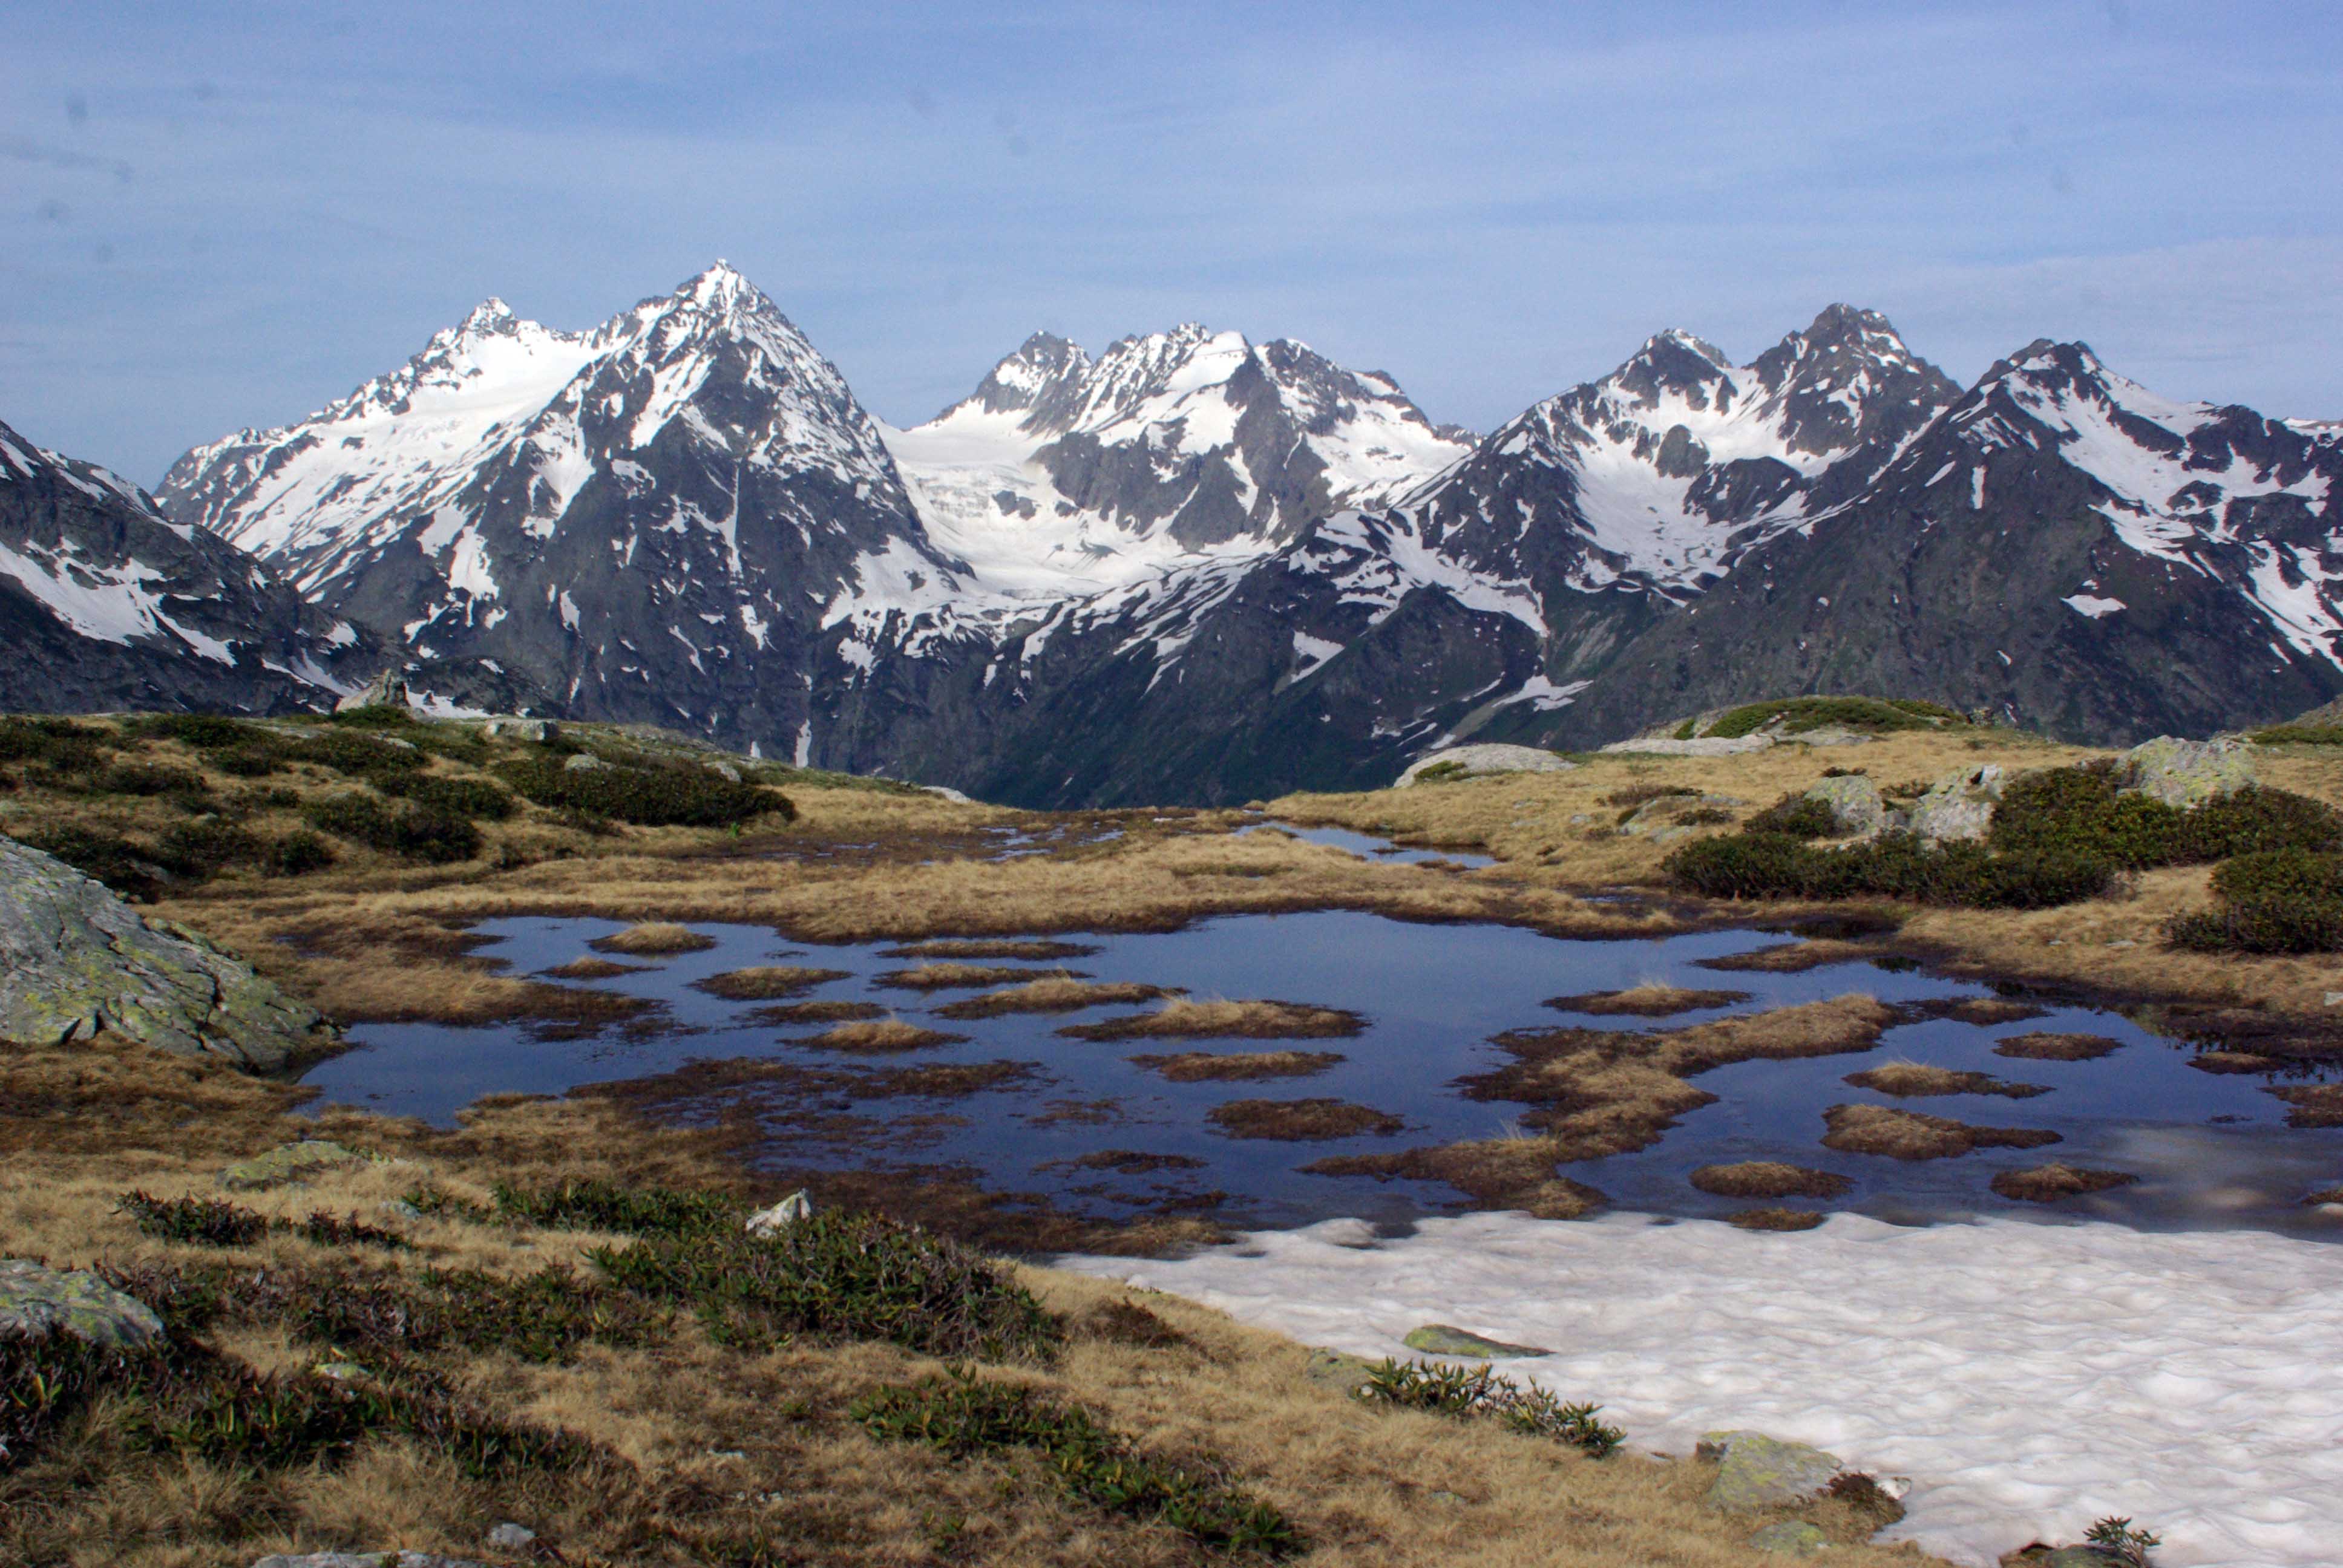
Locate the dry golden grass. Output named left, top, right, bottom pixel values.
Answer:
left=1304, top=1137, right=1608, bottom=1220
left=1686, top=1162, right=1853, bottom=1200
left=792, top=1019, right=969, bottom=1054
left=1819, top=1104, right=2063, bottom=1161
left=1843, top=1061, right=2050, bottom=1100
left=877, top=961, right=1084, bottom=991
left=1126, top=1050, right=1346, bottom=1083
left=749, top=999, right=889, bottom=1025
left=0, top=1034, right=1950, bottom=1568
left=1060, top=998, right=1366, bottom=1043
left=591, top=921, right=717, bottom=955
left=1545, top=984, right=1754, bottom=1017
left=1725, top=1207, right=1826, bottom=1232
left=936, top=976, right=1179, bottom=1019
left=540, top=956, right=651, bottom=980
left=1204, top=1098, right=1406, bottom=1141
left=692, top=964, right=852, bottom=999
left=1993, top=1033, right=2123, bottom=1062
left=1989, top=1163, right=2141, bottom=1203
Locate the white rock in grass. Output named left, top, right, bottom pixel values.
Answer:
left=746, top=1189, right=813, bottom=1236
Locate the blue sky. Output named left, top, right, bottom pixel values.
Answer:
left=5, top=1, right=2339, bottom=483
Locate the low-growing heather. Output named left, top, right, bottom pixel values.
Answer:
left=491, top=1177, right=738, bottom=1237
left=12, top=826, right=167, bottom=900
left=119, top=1191, right=270, bottom=1247
left=1991, top=768, right=2341, bottom=867
left=2250, top=723, right=2343, bottom=746
left=1664, top=831, right=2115, bottom=909
left=1705, top=696, right=1956, bottom=740
left=2167, top=849, right=2343, bottom=954
left=380, top=773, right=517, bottom=820
left=853, top=1368, right=1303, bottom=1558
left=1743, top=792, right=1840, bottom=838
left=303, top=792, right=481, bottom=863
left=498, top=757, right=796, bottom=828
left=1352, top=1359, right=1624, bottom=1457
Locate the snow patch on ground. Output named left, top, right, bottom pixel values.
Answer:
left=1068, top=1210, right=2343, bottom=1568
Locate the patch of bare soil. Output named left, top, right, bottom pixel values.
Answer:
left=882, top=938, right=1101, bottom=961
left=692, top=964, right=853, bottom=1000
left=1696, top=939, right=1878, bottom=973
left=1994, top=1032, right=2124, bottom=1062
left=875, top=962, right=1079, bottom=991
left=1688, top=1161, right=1852, bottom=1200
left=1728, top=1207, right=1825, bottom=1231
left=1303, top=1137, right=1606, bottom=1220
left=541, top=956, right=652, bottom=980
left=1544, top=984, right=1754, bottom=1017
left=936, top=977, right=1179, bottom=1019
left=1990, top=1163, right=2141, bottom=1203
left=1820, top=1103, right=2063, bottom=1160
left=748, top=999, right=888, bottom=1025
left=1205, top=1098, right=1404, bottom=1141
left=795, top=1019, right=969, bottom=1054
left=1844, top=1062, right=2050, bottom=1100
left=2266, top=1083, right=2343, bottom=1128
left=1127, top=1050, right=1345, bottom=1083
left=1462, top=995, right=1897, bottom=1162
left=1058, top=999, right=1366, bottom=1042
left=590, top=921, right=716, bottom=955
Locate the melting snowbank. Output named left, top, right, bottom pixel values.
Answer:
left=1066, top=1212, right=2343, bottom=1567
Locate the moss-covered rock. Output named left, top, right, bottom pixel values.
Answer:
left=1697, top=1429, right=1847, bottom=1511
left=1400, top=1323, right=1550, bottom=1359
left=220, top=1140, right=375, bottom=1191
left=0, top=835, right=333, bottom=1071
left=0, top=1258, right=164, bottom=1348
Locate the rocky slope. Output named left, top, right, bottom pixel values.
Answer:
left=0, top=417, right=359, bottom=716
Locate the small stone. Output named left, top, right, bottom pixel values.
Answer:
left=745, top=1189, right=813, bottom=1236
left=0, top=1258, right=165, bottom=1348
left=1697, top=1429, right=1847, bottom=1511
left=1303, top=1347, right=1380, bottom=1391
left=221, top=1140, right=372, bottom=1192
left=484, top=1522, right=536, bottom=1551
left=1749, top=1520, right=1831, bottom=1557
left=1401, top=1323, right=1550, bottom=1359
left=563, top=753, right=609, bottom=772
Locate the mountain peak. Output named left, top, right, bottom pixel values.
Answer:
left=455, top=298, right=522, bottom=339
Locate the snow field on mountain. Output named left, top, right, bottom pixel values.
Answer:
left=1075, top=1210, right=2343, bottom=1568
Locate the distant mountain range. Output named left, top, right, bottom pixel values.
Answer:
left=2, top=263, right=2332, bottom=804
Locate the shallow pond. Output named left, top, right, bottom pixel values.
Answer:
left=298, top=904, right=2343, bottom=1240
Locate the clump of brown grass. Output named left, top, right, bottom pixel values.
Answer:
left=540, top=956, right=650, bottom=980
left=1696, top=939, right=1880, bottom=973
left=1844, top=1061, right=2050, bottom=1100
left=1687, top=1161, right=1852, bottom=1200
left=1820, top=1103, right=2062, bottom=1160
left=1544, top=985, right=1753, bottom=1017
left=1127, top=1051, right=1346, bottom=1083
left=875, top=962, right=1078, bottom=991
left=935, top=977, right=1178, bottom=1019
left=1990, top=1163, right=2141, bottom=1202
left=692, top=964, right=852, bottom=1000
left=1205, top=1098, right=1403, bottom=1141
left=591, top=921, right=715, bottom=955
left=1994, top=1032, right=2124, bottom=1061
left=1059, top=999, right=1365, bottom=1043
left=1726, top=1207, right=1825, bottom=1231
left=883, top=938, right=1101, bottom=961
left=2266, top=1083, right=2343, bottom=1128
left=1035, top=1149, right=1210, bottom=1175
left=794, top=1019, right=969, bottom=1054
left=1305, top=1137, right=1607, bottom=1220
left=1907, top=996, right=2048, bottom=1025
left=747, top=999, right=888, bottom=1025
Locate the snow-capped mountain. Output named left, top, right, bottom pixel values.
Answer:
left=0, top=417, right=360, bottom=716
left=879, top=325, right=1473, bottom=606
left=161, top=264, right=965, bottom=752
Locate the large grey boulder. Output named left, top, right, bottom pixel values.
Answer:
left=1697, top=1429, right=1848, bottom=1511
left=2124, top=734, right=2253, bottom=808
left=333, top=670, right=411, bottom=714
left=1397, top=744, right=1579, bottom=786
left=0, top=1258, right=165, bottom=1348
left=0, top=836, right=332, bottom=1071
left=1804, top=774, right=1887, bottom=837
left=1903, top=764, right=2005, bottom=844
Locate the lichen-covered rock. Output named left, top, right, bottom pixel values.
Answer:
left=1804, top=775, right=1886, bottom=837
left=1601, top=734, right=1775, bottom=757
left=480, top=716, right=557, bottom=742
left=1697, top=1429, right=1847, bottom=1511
left=1303, top=1347, right=1379, bottom=1391
left=0, top=836, right=333, bottom=1071
left=1903, top=765, right=2005, bottom=844
left=563, top=752, right=609, bottom=772
left=0, top=1258, right=165, bottom=1348
left=2123, top=734, right=2253, bottom=808
left=221, top=1140, right=373, bottom=1191
left=1400, top=1323, right=1550, bottom=1359
left=333, top=669, right=411, bottom=714
left=1749, top=1520, right=1831, bottom=1556
left=1397, top=744, right=1579, bottom=786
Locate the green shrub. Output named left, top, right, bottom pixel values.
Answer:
left=854, top=1369, right=1303, bottom=1558
left=1411, top=760, right=1470, bottom=785
left=2250, top=724, right=2343, bottom=746
left=499, top=758, right=795, bottom=828
left=266, top=830, right=337, bottom=877
left=326, top=705, right=418, bottom=731
left=283, top=1264, right=663, bottom=1365
left=1663, top=831, right=2115, bottom=909
left=1706, top=696, right=1948, bottom=740
left=0, top=716, right=106, bottom=765
left=1604, top=783, right=1698, bottom=809
left=379, top=774, right=517, bottom=821
left=491, top=1178, right=738, bottom=1238
left=1353, top=1359, right=1622, bottom=1457
left=1992, top=768, right=2340, bottom=867
left=588, top=1210, right=1057, bottom=1360
left=303, top=794, right=481, bottom=863
left=120, top=713, right=257, bottom=749
left=1744, top=792, right=1838, bottom=838
left=281, top=730, right=430, bottom=780
left=154, top=820, right=265, bottom=877
left=2184, top=785, right=2343, bottom=858
left=119, top=1191, right=270, bottom=1247
left=211, top=748, right=282, bottom=777
left=2167, top=848, right=2343, bottom=955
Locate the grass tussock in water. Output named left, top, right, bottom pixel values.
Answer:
left=1990, top=1163, right=2142, bottom=1203
left=882, top=938, right=1102, bottom=961
left=876, top=961, right=1075, bottom=991
left=793, top=1019, right=969, bottom=1053
left=1994, top=1032, right=2124, bottom=1061
left=1127, top=1050, right=1346, bottom=1083
left=1820, top=1103, right=2062, bottom=1161
left=748, top=998, right=888, bottom=1025
left=1305, top=1136, right=1608, bottom=1220
left=691, top=964, right=852, bottom=999
left=935, top=975, right=1178, bottom=1018
left=1205, top=1098, right=1404, bottom=1141
left=1058, top=998, right=1366, bottom=1043
left=539, top=956, right=651, bottom=979
left=590, top=921, right=716, bottom=955
left=1543, top=984, right=1753, bottom=1017
left=1686, top=1161, right=1852, bottom=1200
left=1844, top=1061, right=2051, bottom=1100
left=1726, top=1206, right=1827, bottom=1231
